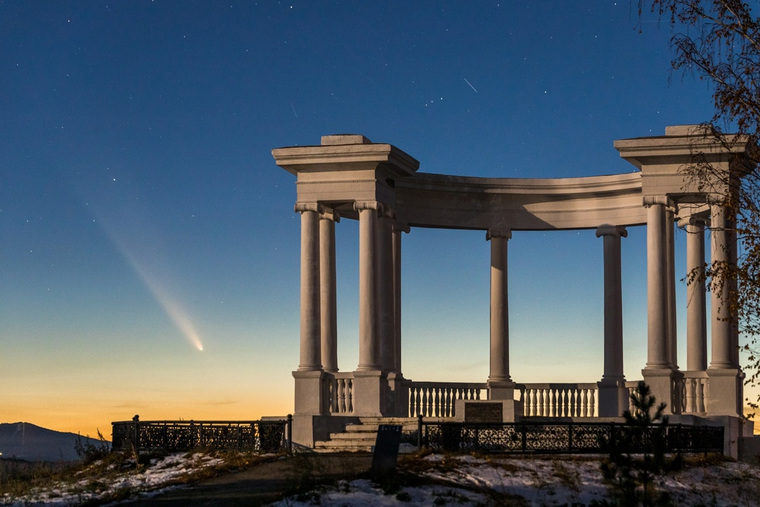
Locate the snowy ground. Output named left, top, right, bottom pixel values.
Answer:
left=3, top=452, right=760, bottom=506
left=274, top=454, right=760, bottom=507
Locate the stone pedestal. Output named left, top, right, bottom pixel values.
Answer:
left=487, top=380, right=515, bottom=401
left=293, top=370, right=326, bottom=415
left=641, top=368, right=680, bottom=414
left=292, top=369, right=327, bottom=446
left=707, top=368, right=744, bottom=416
left=597, top=379, right=628, bottom=417
left=352, top=370, right=389, bottom=417
left=387, top=372, right=408, bottom=417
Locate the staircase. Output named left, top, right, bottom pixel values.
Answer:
left=313, top=417, right=424, bottom=453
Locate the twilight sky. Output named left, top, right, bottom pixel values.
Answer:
left=1, top=1, right=745, bottom=438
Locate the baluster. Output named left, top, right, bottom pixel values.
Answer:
left=685, top=379, right=695, bottom=414
left=553, top=389, right=559, bottom=417
left=581, top=389, right=588, bottom=417
left=589, top=389, right=596, bottom=417
left=562, top=389, right=569, bottom=417
left=572, top=389, right=579, bottom=417
left=539, top=389, right=547, bottom=417
left=446, top=388, right=453, bottom=417
left=347, top=379, right=353, bottom=413
left=696, top=380, right=705, bottom=413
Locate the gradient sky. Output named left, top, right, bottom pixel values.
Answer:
left=2, top=1, right=752, bottom=439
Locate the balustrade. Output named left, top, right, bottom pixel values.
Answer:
left=518, top=383, right=598, bottom=418
left=406, top=381, right=487, bottom=418
left=325, top=373, right=354, bottom=414
left=681, top=372, right=708, bottom=414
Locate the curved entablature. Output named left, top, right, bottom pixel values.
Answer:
left=395, top=171, right=646, bottom=231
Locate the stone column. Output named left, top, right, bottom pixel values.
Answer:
left=296, top=203, right=322, bottom=371
left=355, top=201, right=381, bottom=371
left=486, top=229, right=519, bottom=419
left=643, top=197, right=676, bottom=412
left=709, top=203, right=734, bottom=369
left=685, top=218, right=707, bottom=371
left=392, top=222, right=409, bottom=375
left=353, top=201, right=386, bottom=417
left=595, top=225, right=628, bottom=416
left=488, top=229, right=511, bottom=383
left=707, top=202, right=742, bottom=416
left=292, top=203, right=325, bottom=433
left=685, top=217, right=707, bottom=413
left=319, top=209, right=339, bottom=373
left=666, top=207, right=678, bottom=369
left=388, top=221, right=409, bottom=416
left=377, top=208, right=394, bottom=373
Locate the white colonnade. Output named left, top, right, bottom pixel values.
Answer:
left=274, top=126, right=750, bottom=447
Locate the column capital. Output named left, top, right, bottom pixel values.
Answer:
left=320, top=208, right=340, bottom=223
left=295, top=202, right=321, bottom=214
left=678, top=214, right=709, bottom=229
left=486, top=228, right=512, bottom=241
left=596, top=224, right=628, bottom=238
left=354, top=200, right=383, bottom=213
left=393, top=221, right=410, bottom=234
left=643, top=196, right=672, bottom=208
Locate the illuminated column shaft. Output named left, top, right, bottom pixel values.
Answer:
left=666, top=207, right=678, bottom=369
left=686, top=219, right=707, bottom=371
left=392, top=222, right=408, bottom=374
left=709, top=204, right=736, bottom=369
left=320, top=209, right=339, bottom=373
left=597, top=225, right=627, bottom=382
left=377, top=208, right=394, bottom=372
left=646, top=199, right=670, bottom=368
left=297, top=203, right=321, bottom=371
left=488, top=229, right=511, bottom=382
left=356, top=201, right=381, bottom=371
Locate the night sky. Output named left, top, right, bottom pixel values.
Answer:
left=2, top=1, right=740, bottom=437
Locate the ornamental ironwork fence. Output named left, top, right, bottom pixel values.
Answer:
left=111, top=416, right=292, bottom=454
left=421, top=421, right=723, bottom=454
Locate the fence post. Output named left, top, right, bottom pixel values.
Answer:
left=132, top=415, right=140, bottom=456
left=417, top=414, right=423, bottom=450
left=287, top=414, right=293, bottom=454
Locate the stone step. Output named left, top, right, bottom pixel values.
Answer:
left=327, top=431, right=377, bottom=441
left=314, top=416, right=436, bottom=453
left=342, top=423, right=418, bottom=434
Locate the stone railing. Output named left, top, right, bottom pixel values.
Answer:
left=325, top=372, right=354, bottom=414
left=405, top=381, right=488, bottom=418
left=681, top=371, right=709, bottom=414
left=626, top=376, right=708, bottom=416
left=518, top=383, right=598, bottom=418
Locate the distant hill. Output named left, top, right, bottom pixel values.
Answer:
left=0, top=422, right=109, bottom=462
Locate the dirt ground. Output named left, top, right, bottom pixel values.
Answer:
left=123, top=454, right=374, bottom=506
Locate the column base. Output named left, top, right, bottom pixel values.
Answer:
left=293, top=370, right=326, bottom=416
left=352, top=370, right=390, bottom=417
left=597, top=378, right=628, bottom=417
left=487, top=379, right=515, bottom=401
left=387, top=372, right=408, bottom=417
left=706, top=368, right=744, bottom=417
left=641, top=367, right=682, bottom=415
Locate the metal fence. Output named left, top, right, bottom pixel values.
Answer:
left=111, top=416, right=292, bottom=454
left=422, top=421, right=724, bottom=454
